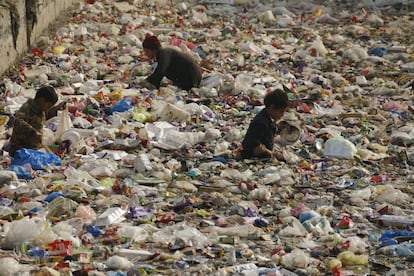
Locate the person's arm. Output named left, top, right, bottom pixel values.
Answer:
left=46, top=101, right=67, bottom=120
left=146, top=49, right=170, bottom=88
left=253, top=144, right=272, bottom=158
left=272, top=150, right=285, bottom=161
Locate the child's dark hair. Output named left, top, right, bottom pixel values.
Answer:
left=143, top=35, right=161, bottom=50
left=35, top=86, right=58, bottom=104
left=264, top=89, right=290, bottom=109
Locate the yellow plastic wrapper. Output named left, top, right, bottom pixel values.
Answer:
left=313, top=8, right=324, bottom=16
left=338, top=251, right=368, bottom=266
left=0, top=115, right=9, bottom=127
left=368, top=143, right=388, bottom=154
left=100, top=178, right=115, bottom=188
left=93, top=91, right=107, bottom=101
left=52, top=45, right=66, bottom=55
left=132, top=108, right=153, bottom=123
left=329, top=258, right=342, bottom=270
left=108, top=87, right=123, bottom=101
left=196, top=209, right=210, bottom=217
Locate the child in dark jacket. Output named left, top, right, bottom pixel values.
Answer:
left=8, top=86, right=65, bottom=156
left=240, top=89, right=290, bottom=160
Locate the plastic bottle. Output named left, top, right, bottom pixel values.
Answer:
left=378, top=215, right=414, bottom=227
left=377, top=243, right=414, bottom=256
left=381, top=229, right=413, bottom=242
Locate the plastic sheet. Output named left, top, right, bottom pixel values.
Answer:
left=11, top=149, right=61, bottom=170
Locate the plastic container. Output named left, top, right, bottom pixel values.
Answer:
left=324, top=137, right=357, bottom=159
left=61, top=130, right=81, bottom=150
left=279, top=122, right=301, bottom=145
left=94, top=207, right=127, bottom=226
left=159, top=103, right=190, bottom=122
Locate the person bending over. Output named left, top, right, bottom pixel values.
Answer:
left=141, top=35, right=202, bottom=90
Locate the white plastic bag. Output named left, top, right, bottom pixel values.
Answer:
left=280, top=248, right=310, bottom=269
left=259, top=10, right=276, bottom=24
left=308, top=36, right=328, bottom=56
left=3, top=217, right=57, bottom=249
left=278, top=216, right=308, bottom=237
left=0, top=258, right=22, bottom=276
left=55, top=107, right=72, bottom=142
left=106, top=255, right=133, bottom=270
left=117, top=226, right=149, bottom=243
left=324, top=137, right=357, bottom=159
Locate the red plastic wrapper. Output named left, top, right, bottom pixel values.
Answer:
left=47, top=240, right=73, bottom=256
left=337, top=215, right=354, bottom=229
left=31, top=48, right=44, bottom=58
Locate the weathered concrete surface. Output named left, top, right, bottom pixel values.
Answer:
left=0, top=0, right=81, bottom=75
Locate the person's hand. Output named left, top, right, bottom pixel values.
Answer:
left=35, top=130, right=42, bottom=142
left=253, top=144, right=272, bottom=158
left=140, top=80, right=156, bottom=90
left=272, top=151, right=285, bottom=161
left=55, top=101, right=67, bottom=110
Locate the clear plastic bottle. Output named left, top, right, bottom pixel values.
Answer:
left=377, top=244, right=414, bottom=256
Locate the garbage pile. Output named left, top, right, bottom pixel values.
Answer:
left=0, top=0, right=413, bottom=275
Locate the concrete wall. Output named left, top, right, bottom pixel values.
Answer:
left=0, top=0, right=81, bottom=75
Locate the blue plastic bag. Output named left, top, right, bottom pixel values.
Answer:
left=110, top=98, right=134, bottom=113
left=193, top=47, right=207, bottom=59
left=11, top=148, right=61, bottom=170
left=367, top=47, right=387, bottom=57
left=7, top=165, right=33, bottom=179
left=44, top=191, right=65, bottom=203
